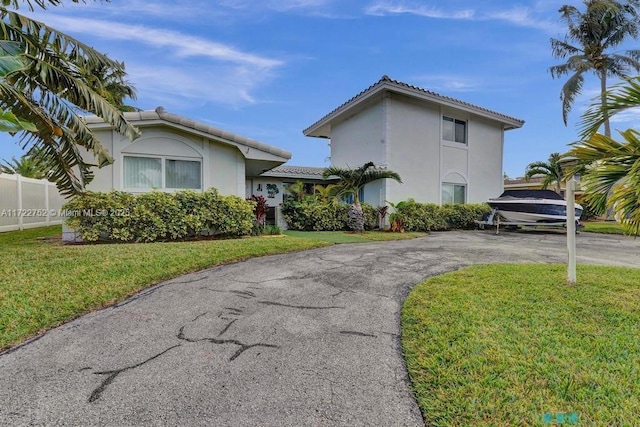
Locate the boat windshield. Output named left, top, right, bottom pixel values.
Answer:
left=498, top=190, right=564, bottom=200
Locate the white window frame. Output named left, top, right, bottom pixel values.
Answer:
left=442, top=116, right=467, bottom=145
left=441, top=183, right=466, bottom=205
left=123, top=155, right=202, bottom=191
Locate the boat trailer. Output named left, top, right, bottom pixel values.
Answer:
left=475, top=208, right=583, bottom=235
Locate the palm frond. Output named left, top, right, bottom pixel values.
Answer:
left=569, top=129, right=640, bottom=235
left=579, top=76, right=640, bottom=139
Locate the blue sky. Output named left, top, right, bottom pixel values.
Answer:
left=3, top=0, right=640, bottom=178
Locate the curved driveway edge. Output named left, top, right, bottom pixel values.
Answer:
left=1, top=231, right=639, bottom=426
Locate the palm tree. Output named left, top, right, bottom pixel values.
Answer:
left=550, top=0, right=640, bottom=137
left=1, top=154, right=47, bottom=178
left=0, top=0, right=140, bottom=196
left=568, top=129, right=640, bottom=235
left=580, top=75, right=640, bottom=137
left=524, top=153, right=564, bottom=194
left=322, top=162, right=402, bottom=232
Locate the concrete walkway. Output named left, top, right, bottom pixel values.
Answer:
left=1, top=230, right=639, bottom=426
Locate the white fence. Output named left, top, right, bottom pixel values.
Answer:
left=0, top=173, right=65, bottom=232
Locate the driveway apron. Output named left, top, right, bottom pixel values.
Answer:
left=1, top=230, right=639, bottom=426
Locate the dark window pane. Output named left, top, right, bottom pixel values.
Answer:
left=455, top=120, right=466, bottom=143
left=166, top=159, right=201, bottom=189
left=443, top=116, right=454, bottom=141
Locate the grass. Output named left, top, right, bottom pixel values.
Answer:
left=402, top=264, right=640, bottom=426
left=283, top=230, right=427, bottom=244
left=582, top=220, right=625, bottom=235
left=0, top=226, right=330, bottom=351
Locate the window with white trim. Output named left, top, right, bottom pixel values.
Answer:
left=443, top=116, right=467, bottom=144
left=124, top=156, right=202, bottom=190
left=442, top=183, right=466, bottom=204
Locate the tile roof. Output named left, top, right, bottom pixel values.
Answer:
left=84, top=107, right=291, bottom=160
left=504, top=176, right=544, bottom=186
left=260, top=165, right=326, bottom=180
left=304, top=75, right=525, bottom=137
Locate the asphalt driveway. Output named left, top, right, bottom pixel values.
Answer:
left=1, top=230, right=639, bottom=426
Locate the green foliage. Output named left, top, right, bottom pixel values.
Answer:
left=568, top=129, right=640, bottom=235
left=322, top=161, right=402, bottom=232
left=394, top=199, right=491, bottom=232
left=63, top=189, right=255, bottom=243
left=282, top=198, right=377, bottom=231
left=550, top=0, right=640, bottom=134
left=524, top=152, right=563, bottom=194
left=263, top=225, right=283, bottom=235
left=0, top=1, right=139, bottom=196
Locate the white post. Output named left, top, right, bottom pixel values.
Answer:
left=566, top=176, right=576, bottom=285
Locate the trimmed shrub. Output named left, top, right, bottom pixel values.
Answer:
left=396, top=199, right=491, bottom=232
left=63, top=189, right=254, bottom=243
left=282, top=200, right=378, bottom=231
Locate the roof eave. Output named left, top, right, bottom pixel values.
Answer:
left=303, top=80, right=525, bottom=138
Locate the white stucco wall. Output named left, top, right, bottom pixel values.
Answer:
left=328, top=93, right=508, bottom=207
left=247, top=178, right=285, bottom=207
left=84, top=126, right=246, bottom=197
left=467, top=117, right=504, bottom=202
left=385, top=95, right=442, bottom=206
left=330, top=101, right=386, bottom=168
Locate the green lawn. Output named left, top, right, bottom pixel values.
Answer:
left=0, top=226, right=330, bottom=351
left=284, top=230, right=427, bottom=244
left=582, top=221, right=625, bottom=235
left=402, top=264, right=640, bottom=426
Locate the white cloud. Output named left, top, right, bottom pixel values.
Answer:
left=365, top=1, right=559, bottom=32
left=411, top=74, right=481, bottom=92
left=43, top=15, right=282, bottom=69
left=127, top=63, right=274, bottom=108
left=609, top=107, right=640, bottom=124
left=365, top=2, right=474, bottom=19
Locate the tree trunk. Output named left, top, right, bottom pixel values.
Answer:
left=348, top=202, right=365, bottom=233
left=601, top=69, right=611, bottom=138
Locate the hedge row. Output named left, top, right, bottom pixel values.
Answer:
left=282, top=201, right=378, bottom=231
left=396, top=200, right=492, bottom=231
left=63, top=189, right=255, bottom=242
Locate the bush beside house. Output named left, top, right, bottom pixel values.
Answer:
left=391, top=200, right=491, bottom=232
left=282, top=199, right=378, bottom=231
left=63, top=189, right=255, bottom=243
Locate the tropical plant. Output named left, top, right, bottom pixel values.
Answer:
left=524, top=153, right=564, bottom=194
left=313, top=183, right=340, bottom=204
left=386, top=200, right=408, bottom=232
left=1, top=153, right=47, bottom=178
left=567, top=130, right=640, bottom=235
left=247, top=195, right=268, bottom=233
left=81, top=62, right=139, bottom=112
left=284, top=181, right=308, bottom=202
left=550, top=0, right=640, bottom=136
left=0, top=0, right=140, bottom=196
left=323, top=162, right=402, bottom=232
left=580, top=76, right=640, bottom=137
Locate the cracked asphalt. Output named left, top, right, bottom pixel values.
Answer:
left=1, top=230, right=639, bottom=426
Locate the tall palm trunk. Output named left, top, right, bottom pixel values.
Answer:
left=601, top=69, right=611, bottom=138
left=348, top=197, right=365, bottom=233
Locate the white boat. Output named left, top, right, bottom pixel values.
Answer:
left=488, top=190, right=583, bottom=223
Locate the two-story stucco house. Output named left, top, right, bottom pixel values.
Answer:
left=303, top=76, right=525, bottom=207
